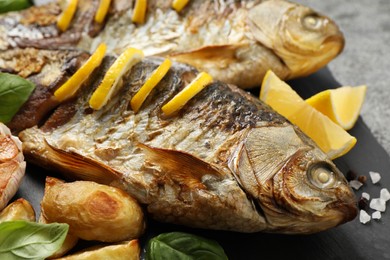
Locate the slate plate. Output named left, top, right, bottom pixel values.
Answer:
left=13, top=67, right=390, bottom=260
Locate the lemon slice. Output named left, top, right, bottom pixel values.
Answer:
left=57, top=0, right=78, bottom=32
left=54, top=43, right=107, bottom=102
left=306, top=86, right=367, bottom=130
left=132, top=0, right=147, bottom=24
left=89, top=48, right=144, bottom=110
left=131, top=59, right=171, bottom=113
left=260, top=70, right=356, bottom=159
left=172, top=0, right=190, bottom=12
left=162, top=72, right=212, bottom=116
left=94, top=0, right=112, bottom=23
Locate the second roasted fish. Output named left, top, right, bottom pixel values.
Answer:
left=0, top=0, right=344, bottom=88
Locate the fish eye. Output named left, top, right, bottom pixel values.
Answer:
left=308, top=163, right=336, bottom=189
left=302, top=13, right=323, bottom=31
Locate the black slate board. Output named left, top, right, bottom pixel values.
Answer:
left=13, top=67, right=390, bottom=260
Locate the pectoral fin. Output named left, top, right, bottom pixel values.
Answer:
left=169, top=45, right=241, bottom=69
left=138, top=143, right=222, bottom=190
left=41, top=140, right=121, bottom=185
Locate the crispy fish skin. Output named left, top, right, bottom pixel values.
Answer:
left=0, top=0, right=344, bottom=89
left=0, top=48, right=90, bottom=133
left=18, top=53, right=357, bottom=234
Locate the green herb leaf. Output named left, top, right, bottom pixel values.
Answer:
left=0, top=72, right=35, bottom=123
left=146, top=232, right=228, bottom=260
left=0, top=0, right=31, bottom=14
left=0, top=221, right=69, bottom=260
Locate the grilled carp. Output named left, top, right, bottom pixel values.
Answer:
left=0, top=0, right=344, bottom=88
left=14, top=48, right=357, bottom=234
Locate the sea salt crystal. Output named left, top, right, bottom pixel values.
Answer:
left=380, top=188, right=390, bottom=202
left=359, top=210, right=371, bottom=224
left=372, top=211, right=382, bottom=220
left=362, top=192, right=370, bottom=200
left=349, top=180, right=363, bottom=190
left=369, top=171, right=381, bottom=184
left=369, top=198, right=386, bottom=212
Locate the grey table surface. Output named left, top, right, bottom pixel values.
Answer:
left=294, top=0, right=390, bottom=157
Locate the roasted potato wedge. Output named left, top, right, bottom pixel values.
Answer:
left=40, top=202, right=79, bottom=259
left=0, top=198, right=35, bottom=222
left=41, top=177, right=145, bottom=242
left=54, top=240, right=140, bottom=260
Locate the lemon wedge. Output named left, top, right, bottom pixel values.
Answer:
left=260, top=70, right=356, bottom=159
left=131, top=59, right=171, bottom=113
left=172, top=0, right=190, bottom=12
left=162, top=72, right=212, bottom=116
left=306, top=86, right=367, bottom=130
left=57, top=0, right=78, bottom=32
left=89, top=48, right=144, bottom=110
left=54, top=43, right=107, bottom=102
left=94, top=0, right=112, bottom=23
left=132, top=0, right=147, bottom=24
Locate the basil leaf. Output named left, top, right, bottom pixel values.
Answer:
left=0, top=221, right=69, bottom=260
left=146, top=232, right=228, bottom=260
left=0, top=0, right=31, bottom=14
left=0, top=72, right=35, bottom=124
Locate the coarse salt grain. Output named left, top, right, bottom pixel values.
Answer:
left=372, top=211, right=382, bottom=220
left=380, top=188, right=390, bottom=202
left=359, top=210, right=371, bottom=224
left=362, top=192, right=370, bottom=200
left=349, top=180, right=363, bottom=190
left=369, top=198, right=386, bottom=212
left=369, top=171, right=381, bottom=184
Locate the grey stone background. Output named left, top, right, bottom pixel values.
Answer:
left=294, top=0, right=390, bottom=155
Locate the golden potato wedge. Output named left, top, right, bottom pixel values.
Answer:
left=0, top=198, right=35, bottom=222
left=40, top=205, right=79, bottom=259
left=54, top=240, right=140, bottom=260
left=41, top=177, right=145, bottom=242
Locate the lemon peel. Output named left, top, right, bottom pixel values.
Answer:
left=162, top=72, right=213, bottom=116
left=306, top=86, right=367, bottom=130
left=131, top=59, right=171, bottom=113
left=89, top=48, right=144, bottom=110
left=54, top=43, right=107, bottom=102
left=57, top=0, right=78, bottom=32
left=260, top=70, right=356, bottom=159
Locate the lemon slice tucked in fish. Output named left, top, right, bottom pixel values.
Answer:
left=57, top=0, right=78, bottom=32
left=162, top=72, right=212, bottom=116
left=94, top=0, right=112, bottom=23
left=260, top=70, right=356, bottom=159
left=306, top=86, right=367, bottom=130
left=89, top=47, right=144, bottom=110
left=131, top=59, right=171, bottom=113
left=54, top=43, right=107, bottom=102
left=132, top=0, right=147, bottom=24
left=172, top=0, right=190, bottom=12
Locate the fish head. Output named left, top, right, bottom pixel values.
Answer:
left=229, top=125, right=357, bottom=234
left=247, top=0, right=344, bottom=78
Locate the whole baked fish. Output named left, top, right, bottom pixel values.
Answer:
left=17, top=48, right=357, bottom=234
left=0, top=0, right=344, bottom=88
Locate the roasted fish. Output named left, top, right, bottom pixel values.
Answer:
left=16, top=48, right=357, bottom=234
left=0, top=0, right=344, bottom=88
left=0, top=123, right=26, bottom=210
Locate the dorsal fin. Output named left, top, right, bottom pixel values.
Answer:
left=138, top=143, right=223, bottom=190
